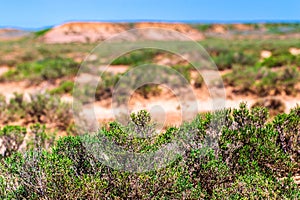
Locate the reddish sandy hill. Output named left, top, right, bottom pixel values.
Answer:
left=208, top=23, right=256, bottom=34
left=232, top=23, right=255, bottom=31
left=41, top=22, right=205, bottom=43
left=209, top=24, right=228, bottom=34
left=42, top=22, right=129, bottom=43
left=134, top=22, right=204, bottom=40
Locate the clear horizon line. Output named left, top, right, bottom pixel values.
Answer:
left=1, top=19, right=300, bottom=31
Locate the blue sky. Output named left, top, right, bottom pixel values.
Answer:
left=1, top=0, right=300, bottom=29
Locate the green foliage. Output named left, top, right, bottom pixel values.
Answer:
left=1, top=104, right=299, bottom=199
left=193, top=24, right=212, bottom=32
left=1, top=57, right=79, bottom=83
left=34, top=27, right=52, bottom=37
left=0, top=93, right=26, bottom=123
left=259, top=52, right=300, bottom=68
left=49, top=80, right=74, bottom=95
left=212, top=173, right=300, bottom=199
left=72, top=72, right=120, bottom=103
left=220, top=104, right=296, bottom=176
left=265, top=23, right=300, bottom=34
left=194, top=74, right=204, bottom=88
left=96, top=72, right=120, bottom=101
left=224, top=65, right=300, bottom=96
left=111, top=49, right=159, bottom=66
left=255, top=66, right=299, bottom=96
left=273, top=106, right=300, bottom=163
left=136, top=84, right=162, bottom=99
left=212, top=51, right=258, bottom=70
left=0, top=93, right=73, bottom=131
left=171, top=65, right=192, bottom=82
left=0, top=124, right=55, bottom=160
left=0, top=126, right=26, bottom=157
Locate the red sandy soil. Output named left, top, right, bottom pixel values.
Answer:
left=0, top=65, right=299, bottom=127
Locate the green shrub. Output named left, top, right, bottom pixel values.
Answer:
left=255, top=66, right=299, bottom=96
left=136, top=84, right=162, bottom=98
left=194, top=74, right=204, bottom=88
left=73, top=72, right=120, bottom=103
left=212, top=173, right=300, bottom=199
left=0, top=126, right=26, bottom=157
left=1, top=57, right=79, bottom=83
left=0, top=93, right=73, bottom=131
left=213, top=51, right=258, bottom=70
left=1, top=105, right=299, bottom=199
left=220, top=104, right=296, bottom=176
left=0, top=124, right=55, bottom=159
left=223, top=65, right=259, bottom=93
left=34, top=27, right=52, bottom=37
left=224, top=65, right=300, bottom=96
left=49, top=80, right=74, bottom=95
left=171, top=65, right=192, bottom=82
left=273, top=106, right=300, bottom=163
left=194, top=24, right=212, bottom=32
left=0, top=93, right=26, bottom=123
left=111, top=49, right=159, bottom=66
left=259, top=53, right=300, bottom=68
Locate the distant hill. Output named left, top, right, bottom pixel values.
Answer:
left=0, top=28, right=30, bottom=41
left=40, top=22, right=205, bottom=43
left=1, top=22, right=299, bottom=43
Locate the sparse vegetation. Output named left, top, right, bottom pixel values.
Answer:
left=212, top=51, right=258, bottom=70
left=259, top=52, right=300, bottom=68
left=49, top=80, right=74, bottom=95
left=0, top=93, right=73, bottom=131
left=252, top=98, right=286, bottom=116
left=111, top=49, right=160, bottom=66
left=1, top=57, right=79, bottom=83
left=34, top=27, right=52, bottom=37
left=224, top=65, right=300, bottom=96
left=194, top=73, right=204, bottom=88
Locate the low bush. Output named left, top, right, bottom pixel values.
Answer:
left=0, top=124, right=55, bottom=158
left=194, top=74, right=204, bottom=88
left=212, top=51, right=258, bottom=70
left=255, top=66, right=299, bottom=96
left=259, top=53, right=300, bottom=68
left=49, top=80, right=74, bottom=95
left=273, top=106, right=300, bottom=163
left=0, top=93, right=73, bottom=131
left=0, top=126, right=26, bottom=157
left=1, top=57, right=79, bottom=83
left=111, top=49, right=159, bottom=66
left=0, top=105, right=299, bottom=199
left=68, top=72, right=119, bottom=103
left=136, top=84, right=162, bottom=99
left=224, top=65, right=299, bottom=96
left=171, top=65, right=192, bottom=82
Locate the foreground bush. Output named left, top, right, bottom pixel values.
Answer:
left=0, top=104, right=299, bottom=199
